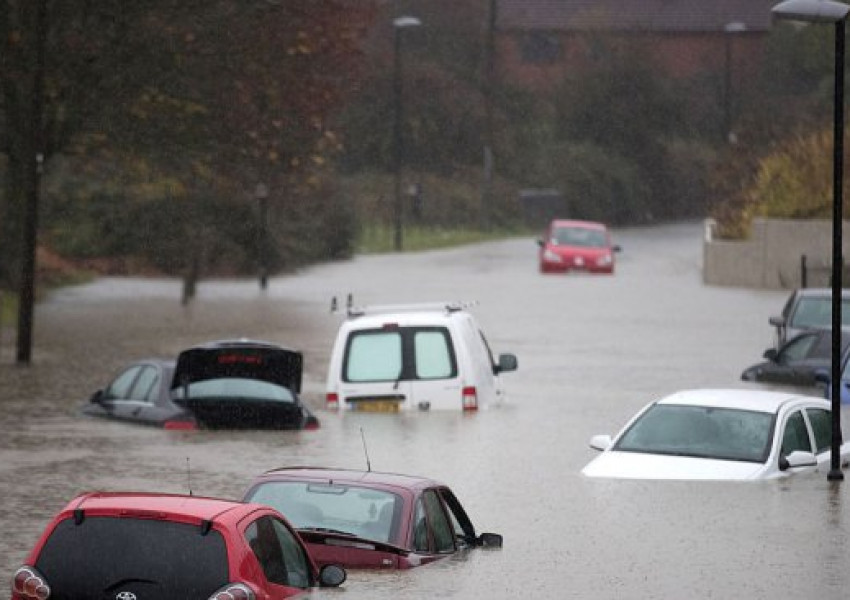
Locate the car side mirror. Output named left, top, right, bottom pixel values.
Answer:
left=476, top=532, right=503, bottom=548
left=496, top=353, right=518, bottom=374
left=762, top=348, right=778, bottom=361
left=612, top=244, right=622, bottom=253
left=768, top=315, right=786, bottom=328
left=536, top=238, right=544, bottom=248
left=318, top=564, right=346, bottom=587
left=589, top=434, right=612, bottom=451
left=89, top=390, right=105, bottom=404
left=779, top=450, right=817, bottom=471
left=814, top=370, right=830, bottom=387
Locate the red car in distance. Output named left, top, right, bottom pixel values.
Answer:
left=10, top=492, right=345, bottom=600
left=537, top=219, right=620, bottom=274
left=243, top=467, right=503, bottom=570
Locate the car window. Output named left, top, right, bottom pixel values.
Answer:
left=129, top=365, right=159, bottom=403
left=552, top=226, right=606, bottom=247
left=437, top=487, right=476, bottom=545
left=614, top=404, right=773, bottom=463
left=412, top=498, right=429, bottom=552
left=343, top=326, right=457, bottom=383
left=246, top=481, right=402, bottom=543
left=35, top=516, right=228, bottom=599
left=778, top=334, right=818, bottom=363
left=345, top=330, right=403, bottom=382
left=781, top=410, right=812, bottom=455
left=422, top=489, right=455, bottom=553
left=105, top=366, right=142, bottom=400
left=414, top=330, right=453, bottom=379
left=806, top=408, right=833, bottom=454
left=790, top=297, right=850, bottom=329
left=245, top=515, right=311, bottom=589
left=174, top=378, right=295, bottom=402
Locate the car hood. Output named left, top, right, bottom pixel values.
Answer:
left=298, top=529, right=411, bottom=569
left=581, top=451, right=767, bottom=480
left=171, top=343, right=302, bottom=392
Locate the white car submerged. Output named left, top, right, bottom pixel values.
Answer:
left=582, top=389, right=850, bottom=480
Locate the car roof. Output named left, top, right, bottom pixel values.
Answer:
left=793, top=288, right=850, bottom=299
left=64, top=491, right=261, bottom=523
left=340, top=302, right=475, bottom=327
left=550, top=219, right=607, bottom=230
left=256, top=466, right=446, bottom=491
left=654, top=388, right=829, bottom=414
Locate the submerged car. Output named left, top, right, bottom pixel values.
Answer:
left=83, top=339, right=319, bottom=430
left=537, top=219, right=620, bottom=274
left=10, top=491, right=346, bottom=600
left=582, top=389, right=850, bottom=481
left=741, top=329, right=850, bottom=388
left=243, top=467, right=503, bottom=569
left=768, top=287, right=850, bottom=348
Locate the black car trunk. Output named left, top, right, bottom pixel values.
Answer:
left=170, top=341, right=305, bottom=429
left=172, top=342, right=303, bottom=392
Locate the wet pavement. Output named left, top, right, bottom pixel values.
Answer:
left=1, top=221, right=848, bottom=598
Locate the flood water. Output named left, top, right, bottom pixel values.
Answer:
left=2, top=221, right=849, bottom=599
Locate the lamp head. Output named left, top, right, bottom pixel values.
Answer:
left=772, top=0, right=850, bottom=23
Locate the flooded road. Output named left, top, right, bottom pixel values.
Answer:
left=2, top=221, right=849, bottom=598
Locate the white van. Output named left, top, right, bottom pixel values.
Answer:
left=325, top=299, right=517, bottom=412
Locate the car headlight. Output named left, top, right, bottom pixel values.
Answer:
left=596, top=253, right=612, bottom=266
left=543, top=249, right=562, bottom=263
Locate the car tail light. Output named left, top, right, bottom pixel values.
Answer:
left=326, top=392, right=339, bottom=410
left=208, top=582, right=255, bottom=600
left=163, top=419, right=198, bottom=431
left=462, top=386, right=478, bottom=411
left=11, top=566, right=50, bottom=599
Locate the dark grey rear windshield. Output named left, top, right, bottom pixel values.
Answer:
left=36, top=516, right=229, bottom=599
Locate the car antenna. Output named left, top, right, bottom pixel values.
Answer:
left=186, top=457, right=193, bottom=496
left=360, top=427, right=371, bottom=472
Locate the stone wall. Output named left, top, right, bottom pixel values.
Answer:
left=702, top=217, right=850, bottom=289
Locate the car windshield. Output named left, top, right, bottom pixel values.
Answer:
left=613, top=404, right=774, bottom=463
left=173, top=377, right=295, bottom=402
left=790, top=297, right=850, bottom=329
left=35, top=516, right=229, bottom=599
left=552, top=226, right=607, bottom=248
left=247, top=481, right=402, bottom=544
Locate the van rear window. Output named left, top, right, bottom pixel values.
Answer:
left=344, top=327, right=456, bottom=383
left=35, top=516, right=229, bottom=599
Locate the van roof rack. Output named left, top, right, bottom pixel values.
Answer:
left=331, top=295, right=477, bottom=317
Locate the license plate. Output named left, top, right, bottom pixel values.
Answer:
left=354, top=401, right=400, bottom=413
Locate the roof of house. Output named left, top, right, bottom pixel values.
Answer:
left=497, top=0, right=778, bottom=33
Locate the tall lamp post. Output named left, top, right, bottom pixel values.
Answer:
left=255, top=182, right=269, bottom=290
left=723, top=21, right=747, bottom=144
left=392, top=16, right=422, bottom=252
left=772, top=0, right=849, bottom=482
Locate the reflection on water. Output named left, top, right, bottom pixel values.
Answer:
left=1, top=224, right=849, bottom=599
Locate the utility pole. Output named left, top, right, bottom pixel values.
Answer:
left=16, top=0, right=47, bottom=364
left=481, top=0, right=498, bottom=231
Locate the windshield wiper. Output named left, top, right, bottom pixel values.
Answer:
left=300, top=526, right=357, bottom=537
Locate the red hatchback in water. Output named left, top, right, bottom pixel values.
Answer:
left=10, top=492, right=345, bottom=600
left=537, top=219, right=620, bottom=274
left=243, top=467, right=503, bottom=570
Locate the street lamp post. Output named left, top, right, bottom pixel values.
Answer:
left=723, top=21, right=747, bottom=144
left=393, top=16, right=421, bottom=252
left=772, top=0, right=849, bottom=482
left=255, top=182, right=269, bottom=290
